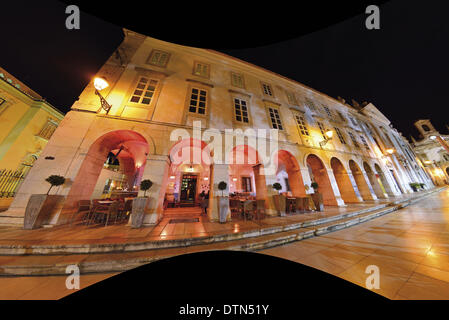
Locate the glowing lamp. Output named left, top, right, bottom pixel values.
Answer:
left=385, top=148, right=395, bottom=155
left=423, top=160, right=432, bottom=165
left=429, top=135, right=437, bottom=140
left=94, top=77, right=109, bottom=91
left=325, top=130, right=333, bottom=139
left=232, top=178, right=238, bottom=181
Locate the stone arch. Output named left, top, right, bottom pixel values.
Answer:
left=373, top=163, right=395, bottom=196
left=273, top=150, right=306, bottom=197
left=349, top=159, right=375, bottom=200
left=306, top=154, right=338, bottom=206
left=330, top=157, right=361, bottom=203
left=61, top=130, right=150, bottom=223
left=363, top=162, right=386, bottom=198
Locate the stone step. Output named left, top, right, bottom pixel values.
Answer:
left=0, top=188, right=443, bottom=276
left=0, top=188, right=442, bottom=256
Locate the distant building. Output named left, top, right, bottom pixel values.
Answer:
left=0, top=67, right=64, bottom=208
left=411, top=120, right=449, bottom=185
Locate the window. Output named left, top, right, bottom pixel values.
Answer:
left=305, top=98, right=317, bottom=111
left=193, top=62, right=210, bottom=78
left=261, top=82, right=273, bottom=96
left=231, top=72, right=244, bottom=88
left=189, top=88, right=207, bottom=115
left=129, top=77, right=158, bottom=105
left=348, top=131, right=360, bottom=148
left=422, top=124, right=431, bottom=132
left=294, top=114, right=309, bottom=136
left=241, top=177, right=252, bottom=192
left=337, top=111, right=346, bottom=122
left=37, top=119, right=58, bottom=140
left=349, top=116, right=359, bottom=126
left=233, top=98, right=249, bottom=123
left=268, top=107, right=283, bottom=130
left=286, top=91, right=298, bottom=105
left=360, top=135, right=370, bottom=151
left=147, top=49, right=170, bottom=67
left=0, top=97, right=5, bottom=106
left=284, top=178, right=291, bottom=191
left=323, top=105, right=332, bottom=118
left=334, top=127, right=346, bottom=144
left=317, top=121, right=327, bottom=139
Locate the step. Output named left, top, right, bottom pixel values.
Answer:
left=0, top=188, right=443, bottom=276
left=0, top=188, right=442, bottom=256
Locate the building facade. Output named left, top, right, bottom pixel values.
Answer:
left=0, top=29, right=433, bottom=226
left=411, top=119, right=449, bottom=185
left=0, top=67, right=64, bottom=210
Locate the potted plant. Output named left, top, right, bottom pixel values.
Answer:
left=419, top=183, right=425, bottom=190
left=24, top=175, right=66, bottom=229
left=217, top=181, right=229, bottom=223
left=272, top=182, right=286, bottom=216
left=131, top=179, right=153, bottom=228
left=409, top=182, right=419, bottom=192
left=310, top=182, right=324, bottom=211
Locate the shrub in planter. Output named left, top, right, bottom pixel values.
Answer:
left=272, top=183, right=286, bottom=216
left=217, top=181, right=229, bottom=223
left=24, top=175, right=66, bottom=229
left=131, top=179, right=153, bottom=228
left=311, top=182, right=319, bottom=192
left=409, top=182, right=419, bottom=192
left=310, top=182, right=323, bottom=211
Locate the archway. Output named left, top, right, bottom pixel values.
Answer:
left=374, top=163, right=394, bottom=196
left=349, top=160, right=375, bottom=201
left=330, top=157, right=360, bottom=203
left=363, top=162, right=386, bottom=198
left=166, top=138, right=212, bottom=209
left=62, top=130, right=149, bottom=222
left=306, top=154, right=338, bottom=206
left=273, top=150, right=306, bottom=197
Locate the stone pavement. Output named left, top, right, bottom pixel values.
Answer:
left=261, top=187, right=449, bottom=299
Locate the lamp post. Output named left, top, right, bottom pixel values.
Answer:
left=319, top=130, right=334, bottom=148
left=94, top=77, right=112, bottom=114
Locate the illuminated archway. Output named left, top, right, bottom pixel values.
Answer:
left=330, top=157, right=360, bottom=203
left=306, top=154, right=338, bottom=206
left=349, top=160, right=375, bottom=200
left=363, top=162, right=386, bottom=198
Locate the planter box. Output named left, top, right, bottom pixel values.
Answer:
left=217, top=196, right=229, bottom=223
left=273, top=194, right=286, bottom=216
left=24, top=194, right=65, bottom=229
left=311, top=193, right=324, bottom=211
left=131, top=197, right=150, bottom=228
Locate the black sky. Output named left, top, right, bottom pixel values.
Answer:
left=1, top=0, right=448, bottom=140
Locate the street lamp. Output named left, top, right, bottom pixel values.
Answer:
left=319, top=130, right=334, bottom=147
left=94, top=77, right=112, bottom=114
left=385, top=148, right=395, bottom=155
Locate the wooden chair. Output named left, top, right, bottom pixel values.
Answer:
left=70, top=200, right=92, bottom=226
left=118, top=199, right=133, bottom=223
left=242, top=200, right=256, bottom=220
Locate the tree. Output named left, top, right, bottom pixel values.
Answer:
left=140, top=179, right=153, bottom=197
left=45, top=175, right=65, bottom=195
left=217, top=181, right=227, bottom=196
left=272, top=183, right=282, bottom=194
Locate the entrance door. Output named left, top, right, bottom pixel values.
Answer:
left=180, top=174, right=197, bottom=204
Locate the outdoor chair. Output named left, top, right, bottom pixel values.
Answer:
left=118, top=199, right=133, bottom=223
left=242, top=200, right=256, bottom=220
left=88, top=201, right=120, bottom=226
left=70, top=200, right=92, bottom=226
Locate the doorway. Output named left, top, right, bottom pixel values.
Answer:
left=180, top=174, right=198, bottom=205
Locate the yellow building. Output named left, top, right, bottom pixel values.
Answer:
left=0, top=67, right=64, bottom=208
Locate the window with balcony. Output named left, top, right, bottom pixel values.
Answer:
left=317, top=121, right=327, bottom=139
left=334, top=127, right=346, bottom=144
left=348, top=131, right=360, bottom=149
left=360, top=135, right=370, bottom=151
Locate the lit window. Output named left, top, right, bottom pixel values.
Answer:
left=286, top=91, right=298, bottom=105
left=147, top=49, right=170, bottom=67
left=129, top=77, right=158, bottom=105
left=334, top=127, right=346, bottom=144
left=193, top=62, right=210, bottom=78
left=294, top=114, right=309, bottom=136
left=360, top=135, right=370, bottom=151
left=189, top=88, right=207, bottom=115
left=348, top=131, right=360, bottom=148
left=349, top=116, right=359, bottom=126
left=234, top=98, right=249, bottom=123
left=323, top=105, right=332, bottom=118
left=261, top=83, right=273, bottom=96
left=268, top=107, right=283, bottom=130
left=231, top=72, right=244, bottom=88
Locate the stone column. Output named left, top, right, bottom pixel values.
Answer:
left=300, top=167, right=314, bottom=195
left=325, top=169, right=346, bottom=206
left=208, top=163, right=230, bottom=222
left=358, top=170, right=378, bottom=200
left=138, top=154, right=170, bottom=226
left=346, top=172, right=364, bottom=202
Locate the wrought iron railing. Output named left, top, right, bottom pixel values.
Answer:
left=0, top=169, right=25, bottom=198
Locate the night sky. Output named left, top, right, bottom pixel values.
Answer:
left=2, top=0, right=448, bottom=140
